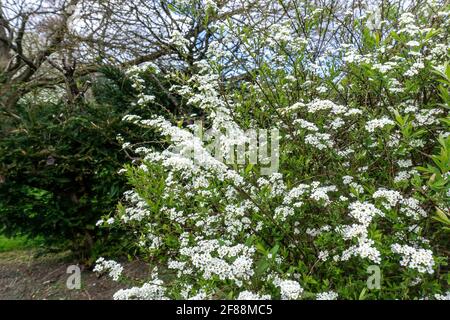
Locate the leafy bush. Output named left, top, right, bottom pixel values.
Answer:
left=0, top=66, right=177, bottom=261
left=0, top=235, right=43, bottom=252
left=95, top=1, right=449, bottom=300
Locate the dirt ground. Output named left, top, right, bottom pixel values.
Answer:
left=0, top=250, right=152, bottom=300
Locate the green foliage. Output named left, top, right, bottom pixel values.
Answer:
left=0, top=67, right=178, bottom=261
left=0, top=235, right=42, bottom=252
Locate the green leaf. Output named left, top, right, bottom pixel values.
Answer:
left=359, top=288, right=367, bottom=300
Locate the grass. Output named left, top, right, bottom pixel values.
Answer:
left=0, top=235, right=42, bottom=252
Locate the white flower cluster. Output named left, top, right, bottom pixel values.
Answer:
left=93, top=257, right=123, bottom=281
left=113, top=277, right=167, bottom=300
left=391, top=244, right=435, bottom=274
left=399, top=197, right=427, bottom=220
left=309, top=182, right=337, bottom=206
left=287, top=99, right=363, bottom=151
left=372, top=61, right=397, bottom=74
left=272, top=277, right=303, bottom=300
left=274, top=206, right=295, bottom=221
left=136, top=94, right=155, bottom=105
left=398, top=13, right=421, bottom=36
left=174, top=240, right=256, bottom=283
left=221, top=201, right=256, bottom=237
left=336, top=201, right=384, bottom=264
left=339, top=223, right=368, bottom=240
left=316, top=291, right=338, bottom=300
left=348, top=201, right=384, bottom=226
left=318, top=250, right=330, bottom=261
left=305, top=133, right=334, bottom=150
left=96, top=217, right=114, bottom=226
left=434, top=291, right=450, bottom=300
left=306, top=99, right=348, bottom=114
left=280, top=181, right=336, bottom=210
left=342, top=175, right=353, bottom=185
left=267, top=22, right=293, bottom=46
left=306, top=225, right=331, bottom=237
left=329, top=117, right=345, bottom=129
left=413, top=109, right=443, bottom=127
left=373, top=188, right=427, bottom=220
left=340, top=238, right=381, bottom=264
left=394, top=169, right=417, bottom=183
left=125, top=65, right=158, bottom=107
left=294, top=118, right=319, bottom=132
left=168, top=30, right=190, bottom=52
left=397, top=159, right=413, bottom=168
left=123, top=114, right=231, bottom=178
left=120, top=190, right=151, bottom=222
left=236, top=291, right=271, bottom=300
left=404, top=60, right=425, bottom=77
left=372, top=188, right=403, bottom=208
left=365, top=117, right=395, bottom=132
left=283, top=183, right=309, bottom=206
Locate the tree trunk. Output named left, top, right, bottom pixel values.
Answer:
left=0, top=17, right=11, bottom=72
left=0, top=82, right=21, bottom=113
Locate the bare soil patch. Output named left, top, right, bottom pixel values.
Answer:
left=0, top=250, right=151, bottom=300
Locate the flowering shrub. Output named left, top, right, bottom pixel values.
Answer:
left=0, top=66, right=176, bottom=261
left=96, top=0, right=449, bottom=299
